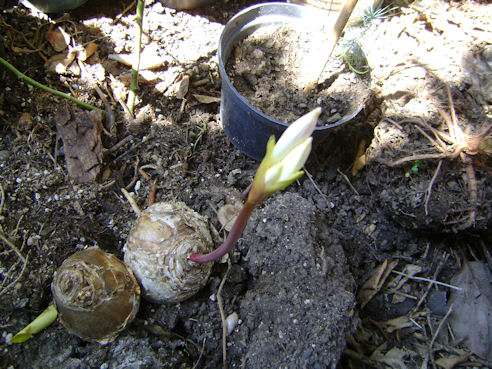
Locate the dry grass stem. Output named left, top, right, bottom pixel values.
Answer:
left=0, top=253, right=29, bottom=297
left=217, top=258, right=232, bottom=369
left=138, top=168, right=157, bottom=206
left=0, top=183, right=29, bottom=296
left=111, top=0, right=137, bottom=25
left=413, top=253, right=445, bottom=311
left=304, top=169, right=331, bottom=210
left=392, top=271, right=461, bottom=291
left=0, top=184, right=26, bottom=263
left=0, top=234, right=27, bottom=264
left=337, top=169, right=360, bottom=195
left=191, top=338, right=206, bottom=369
left=424, top=160, right=443, bottom=216
left=121, top=188, right=142, bottom=215
left=430, top=304, right=453, bottom=347
left=386, top=152, right=448, bottom=167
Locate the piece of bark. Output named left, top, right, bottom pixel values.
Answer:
left=55, top=108, right=103, bottom=183
left=448, top=261, right=492, bottom=360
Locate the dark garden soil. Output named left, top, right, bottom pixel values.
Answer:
left=0, top=0, right=491, bottom=368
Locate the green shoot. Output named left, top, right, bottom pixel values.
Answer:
left=11, top=304, right=58, bottom=343
left=405, top=160, right=428, bottom=178
left=0, top=56, right=97, bottom=111
left=126, top=0, right=146, bottom=114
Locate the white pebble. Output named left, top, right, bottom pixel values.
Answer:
left=225, top=312, right=239, bottom=336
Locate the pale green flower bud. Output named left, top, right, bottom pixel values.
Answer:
left=249, top=108, right=321, bottom=202
left=270, top=107, right=321, bottom=163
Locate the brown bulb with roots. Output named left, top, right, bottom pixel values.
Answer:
left=51, top=247, right=140, bottom=344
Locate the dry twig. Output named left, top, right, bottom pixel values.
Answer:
left=392, top=270, right=461, bottom=290
left=430, top=304, right=453, bottom=347
left=217, top=258, right=232, bottom=369
left=121, top=188, right=142, bottom=215
left=413, top=253, right=449, bottom=312
left=0, top=184, right=26, bottom=263
left=0, top=184, right=29, bottom=296
left=424, top=160, right=442, bottom=216
left=337, top=168, right=360, bottom=195
left=111, top=0, right=137, bottom=25
left=192, top=338, right=206, bottom=369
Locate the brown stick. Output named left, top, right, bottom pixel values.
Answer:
left=217, top=259, right=232, bottom=369
left=314, top=0, right=359, bottom=83
left=424, top=160, right=443, bottom=216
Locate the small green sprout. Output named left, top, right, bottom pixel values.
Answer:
left=11, top=304, right=58, bottom=343
left=192, top=121, right=208, bottom=152
left=405, top=160, right=428, bottom=178
left=339, top=41, right=370, bottom=75
left=363, top=4, right=397, bottom=26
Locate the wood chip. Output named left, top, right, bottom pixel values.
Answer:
left=55, top=108, right=103, bottom=183
left=193, top=94, right=221, bottom=104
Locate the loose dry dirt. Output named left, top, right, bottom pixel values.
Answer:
left=226, top=22, right=371, bottom=125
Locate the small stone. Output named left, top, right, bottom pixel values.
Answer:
left=428, top=290, right=447, bottom=315
left=0, top=150, right=10, bottom=162
left=225, top=312, right=239, bottom=335
left=252, top=49, right=264, bottom=59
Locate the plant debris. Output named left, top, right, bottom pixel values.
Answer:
left=357, top=258, right=398, bottom=308
left=54, top=108, right=103, bottom=183
left=448, top=261, right=492, bottom=360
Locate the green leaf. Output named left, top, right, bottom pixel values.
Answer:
left=249, top=136, right=276, bottom=203
left=11, top=304, right=58, bottom=343
left=263, top=170, right=304, bottom=197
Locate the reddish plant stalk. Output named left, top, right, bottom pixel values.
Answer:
left=188, top=200, right=256, bottom=263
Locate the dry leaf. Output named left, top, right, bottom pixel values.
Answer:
left=109, top=74, right=127, bottom=101
left=108, top=53, right=133, bottom=66
left=217, top=203, right=241, bottom=232
left=45, top=49, right=77, bottom=74
left=388, top=264, right=422, bottom=291
left=351, top=139, right=367, bottom=176
left=372, top=344, right=415, bottom=369
left=193, top=94, right=221, bottom=104
left=379, top=347, right=410, bottom=369
left=448, top=261, right=492, bottom=360
left=76, top=42, right=98, bottom=62
left=17, top=112, right=33, bottom=131
left=119, top=70, right=161, bottom=85
left=175, top=75, right=190, bottom=99
left=358, top=259, right=399, bottom=308
left=46, top=27, right=70, bottom=52
left=382, top=316, right=413, bottom=333
left=68, top=60, right=81, bottom=76
left=136, top=70, right=160, bottom=83
left=45, top=41, right=97, bottom=75
left=435, top=353, right=471, bottom=369
left=55, top=108, right=103, bottom=183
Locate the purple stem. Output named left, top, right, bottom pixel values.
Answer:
left=188, top=200, right=256, bottom=263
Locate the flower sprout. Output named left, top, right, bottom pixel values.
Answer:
left=249, top=107, right=321, bottom=203
left=189, top=108, right=321, bottom=263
